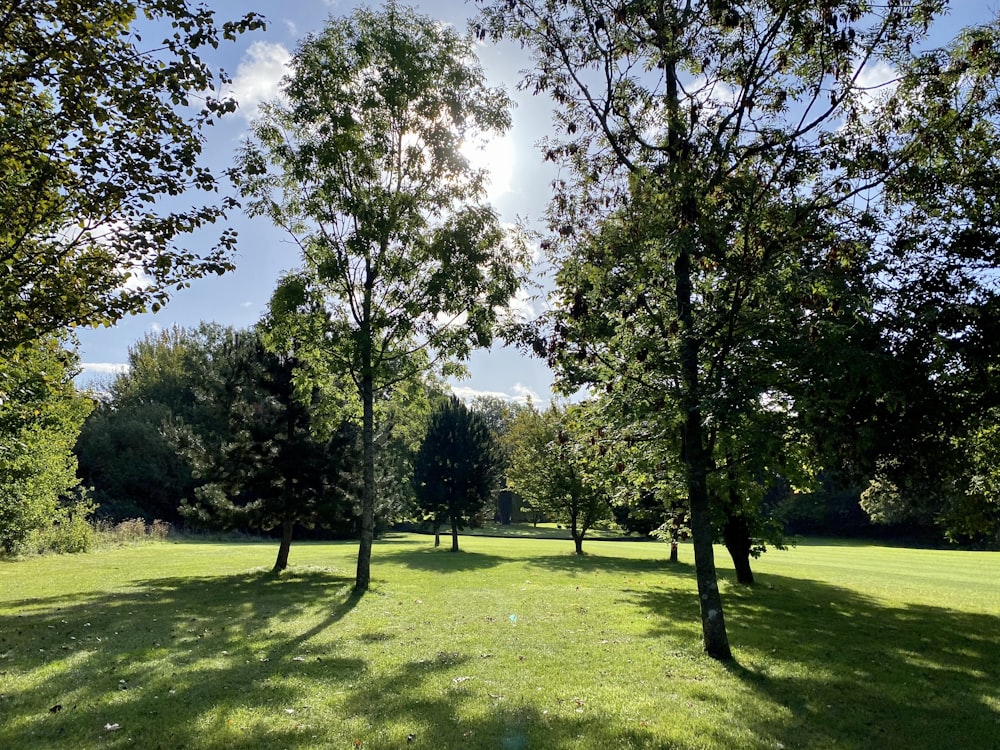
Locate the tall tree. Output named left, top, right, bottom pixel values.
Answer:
left=235, top=3, right=529, bottom=591
left=505, top=401, right=611, bottom=554
left=0, top=2, right=264, bottom=352
left=0, top=338, right=92, bottom=554
left=476, top=1, right=1000, bottom=659
left=413, top=396, right=503, bottom=552
left=178, top=329, right=360, bottom=572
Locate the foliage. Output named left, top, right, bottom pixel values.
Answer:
left=504, top=401, right=611, bottom=554
left=0, top=337, right=93, bottom=554
left=475, top=0, right=1000, bottom=657
left=177, top=327, right=361, bottom=570
left=234, top=2, right=530, bottom=590
left=0, top=1, right=264, bottom=352
left=31, top=495, right=98, bottom=555
left=75, top=324, right=234, bottom=523
left=413, top=396, right=503, bottom=551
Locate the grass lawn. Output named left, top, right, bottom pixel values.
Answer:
left=0, top=534, right=997, bottom=749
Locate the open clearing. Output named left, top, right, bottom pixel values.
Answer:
left=1, top=534, right=997, bottom=749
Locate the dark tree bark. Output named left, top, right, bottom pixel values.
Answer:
left=669, top=542, right=679, bottom=564
left=677, top=234, right=733, bottom=661
left=450, top=519, right=460, bottom=552
left=273, top=517, right=294, bottom=572
left=355, top=365, right=375, bottom=592
left=573, top=533, right=584, bottom=555
left=724, top=511, right=755, bottom=585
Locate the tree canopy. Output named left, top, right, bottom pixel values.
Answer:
left=505, top=401, right=611, bottom=554
left=0, top=1, right=264, bottom=353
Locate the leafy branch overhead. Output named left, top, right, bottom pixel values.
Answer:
left=0, top=1, right=265, bottom=353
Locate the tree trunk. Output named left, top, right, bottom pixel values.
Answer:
left=355, top=370, right=376, bottom=592
left=573, top=534, right=584, bottom=555
left=724, top=509, right=755, bottom=585
left=273, top=517, right=294, bottom=572
left=676, top=236, right=733, bottom=661
left=669, top=541, right=678, bottom=563
left=434, top=526, right=440, bottom=547
left=450, top=520, right=460, bottom=552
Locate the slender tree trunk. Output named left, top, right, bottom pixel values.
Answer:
left=451, top=519, right=460, bottom=552
left=571, top=509, right=584, bottom=555
left=355, top=370, right=376, bottom=592
left=677, top=239, right=733, bottom=661
left=669, top=541, right=679, bottom=563
left=273, top=517, right=294, bottom=572
left=434, top=525, right=440, bottom=547
left=724, top=463, right=755, bottom=585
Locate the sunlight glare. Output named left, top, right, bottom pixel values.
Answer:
left=461, top=131, right=514, bottom=204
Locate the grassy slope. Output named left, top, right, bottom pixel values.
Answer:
left=0, top=535, right=997, bottom=749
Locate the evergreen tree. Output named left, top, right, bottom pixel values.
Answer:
left=413, top=397, right=502, bottom=552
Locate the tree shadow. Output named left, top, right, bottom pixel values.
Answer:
left=624, top=572, right=1000, bottom=748
left=336, top=655, right=668, bottom=749
left=527, top=551, right=690, bottom=577
left=377, top=547, right=507, bottom=572
left=0, top=568, right=365, bottom=749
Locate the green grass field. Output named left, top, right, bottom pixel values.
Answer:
left=1, top=534, right=997, bottom=749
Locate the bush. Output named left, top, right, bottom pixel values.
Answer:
left=31, top=497, right=98, bottom=554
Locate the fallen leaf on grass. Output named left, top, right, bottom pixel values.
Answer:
left=452, top=676, right=473, bottom=684
left=104, top=723, right=120, bottom=732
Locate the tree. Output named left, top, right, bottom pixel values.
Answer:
left=235, top=2, right=529, bottom=591
left=0, top=338, right=93, bottom=554
left=75, top=324, right=234, bottom=523
left=178, top=329, right=360, bottom=572
left=476, top=1, right=1000, bottom=659
left=413, top=396, right=503, bottom=552
left=505, top=402, right=611, bottom=554
left=0, top=2, right=265, bottom=353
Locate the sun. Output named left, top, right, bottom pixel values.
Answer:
left=461, top=131, right=515, bottom=205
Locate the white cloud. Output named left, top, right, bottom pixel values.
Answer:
left=149, top=322, right=162, bottom=334
left=507, top=287, right=537, bottom=323
left=511, top=382, right=540, bottom=401
left=79, top=362, right=129, bottom=376
left=853, top=60, right=899, bottom=115
left=122, top=265, right=153, bottom=292
left=449, top=383, right=543, bottom=406
left=230, top=41, right=292, bottom=121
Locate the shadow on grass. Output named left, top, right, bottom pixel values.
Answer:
left=378, top=547, right=508, bottom=572
left=0, top=568, right=364, bottom=750
left=528, top=552, right=689, bottom=577
left=624, top=571, right=1000, bottom=748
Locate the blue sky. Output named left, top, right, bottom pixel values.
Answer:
left=74, top=1, right=994, bottom=404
